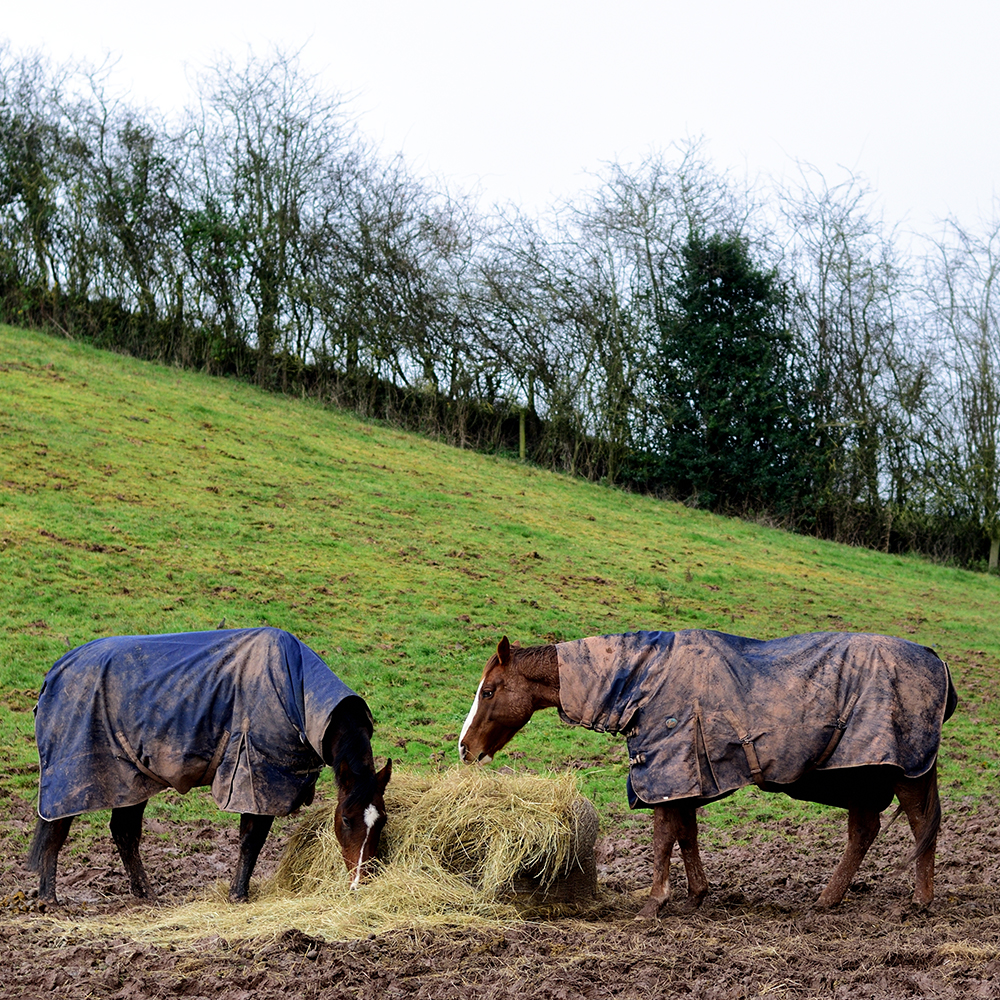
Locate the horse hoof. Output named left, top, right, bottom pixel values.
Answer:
left=634, top=901, right=664, bottom=920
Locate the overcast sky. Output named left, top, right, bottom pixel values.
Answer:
left=3, top=1, right=997, bottom=236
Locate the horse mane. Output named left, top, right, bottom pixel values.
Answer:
left=505, top=642, right=558, bottom=683
left=324, top=697, right=378, bottom=806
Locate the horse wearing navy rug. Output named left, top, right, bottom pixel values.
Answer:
left=29, top=627, right=391, bottom=905
left=460, top=630, right=957, bottom=919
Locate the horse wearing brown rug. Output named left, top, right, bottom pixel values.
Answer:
left=29, top=627, right=391, bottom=906
left=459, top=630, right=957, bottom=919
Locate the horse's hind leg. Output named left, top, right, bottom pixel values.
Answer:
left=674, top=803, right=708, bottom=911
left=110, top=801, right=155, bottom=899
left=816, top=803, right=880, bottom=907
left=895, top=766, right=941, bottom=907
left=26, top=816, right=74, bottom=906
left=636, top=802, right=707, bottom=920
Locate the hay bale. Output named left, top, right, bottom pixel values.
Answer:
left=273, top=768, right=599, bottom=909
left=504, top=797, right=599, bottom=907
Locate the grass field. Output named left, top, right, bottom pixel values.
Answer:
left=2, top=323, right=998, bottom=853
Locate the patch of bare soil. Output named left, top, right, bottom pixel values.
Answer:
left=2, top=790, right=998, bottom=999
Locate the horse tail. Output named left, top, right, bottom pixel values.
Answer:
left=894, top=654, right=953, bottom=866
left=943, top=666, right=959, bottom=722
left=902, top=767, right=942, bottom=868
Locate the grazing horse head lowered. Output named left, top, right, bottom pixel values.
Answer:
left=28, top=627, right=392, bottom=906
left=326, top=711, right=393, bottom=890
left=461, top=630, right=957, bottom=920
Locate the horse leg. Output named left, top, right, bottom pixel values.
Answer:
left=895, top=766, right=941, bottom=908
left=229, top=813, right=274, bottom=903
left=674, top=802, right=709, bottom=910
left=26, top=816, right=74, bottom=906
left=636, top=804, right=674, bottom=920
left=815, top=802, right=881, bottom=907
left=110, top=801, right=156, bottom=899
left=636, top=802, right=706, bottom=919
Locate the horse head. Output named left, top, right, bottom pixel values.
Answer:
left=334, top=757, right=392, bottom=889
left=324, top=699, right=392, bottom=888
left=459, top=636, right=558, bottom=764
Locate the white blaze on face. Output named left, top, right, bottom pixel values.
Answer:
left=459, top=680, right=484, bottom=761
left=349, top=802, right=382, bottom=890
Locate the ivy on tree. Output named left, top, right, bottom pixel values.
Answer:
left=653, top=230, right=814, bottom=512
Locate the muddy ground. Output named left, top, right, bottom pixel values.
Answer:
left=2, top=790, right=998, bottom=999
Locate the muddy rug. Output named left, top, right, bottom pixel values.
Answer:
left=35, top=627, right=364, bottom=819
left=556, top=630, right=957, bottom=807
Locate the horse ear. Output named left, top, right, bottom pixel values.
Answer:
left=377, top=758, right=393, bottom=792
left=497, top=636, right=511, bottom=665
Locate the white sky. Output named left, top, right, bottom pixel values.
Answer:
left=3, top=0, right=998, bottom=235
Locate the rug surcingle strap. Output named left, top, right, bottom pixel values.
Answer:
left=722, top=709, right=765, bottom=787
left=810, top=687, right=863, bottom=770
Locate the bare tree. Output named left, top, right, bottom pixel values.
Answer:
left=500, top=142, right=756, bottom=484
left=59, top=82, right=186, bottom=348
left=0, top=45, right=69, bottom=300
left=185, top=47, right=356, bottom=384
left=780, top=165, right=928, bottom=545
left=924, top=210, right=1000, bottom=572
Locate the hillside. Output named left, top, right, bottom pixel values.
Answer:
left=1, top=323, right=998, bottom=819
left=5, top=324, right=1000, bottom=996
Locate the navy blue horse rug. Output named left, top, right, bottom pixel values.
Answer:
left=555, top=630, right=957, bottom=809
left=35, top=627, right=363, bottom=820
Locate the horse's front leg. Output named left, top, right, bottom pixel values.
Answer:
left=229, top=813, right=274, bottom=903
left=636, top=802, right=707, bottom=919
left=110, top=801, right=156, bottom=899
left=27, top=816, right=74, bottom=907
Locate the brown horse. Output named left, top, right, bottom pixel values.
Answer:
left=460, top=630, right=957, bottom=919
left=28, top=627, right=392, bottom=906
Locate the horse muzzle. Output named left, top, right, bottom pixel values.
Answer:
left=458, top=742, right=492, bottom=765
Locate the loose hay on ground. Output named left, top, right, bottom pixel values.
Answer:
left=79, top=768, right=596, bottom=944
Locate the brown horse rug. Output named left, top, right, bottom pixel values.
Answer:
left=555, top=630, right=956, bottom=808
left=35, top=627, right=364, bottom=820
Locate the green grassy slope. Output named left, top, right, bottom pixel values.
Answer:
left=2, top=324, right=997, bottom=834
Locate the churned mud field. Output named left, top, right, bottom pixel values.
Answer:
left=2, top=790, right=999, bottom=999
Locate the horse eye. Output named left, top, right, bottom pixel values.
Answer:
left=481, top=689, right=494, bottom=700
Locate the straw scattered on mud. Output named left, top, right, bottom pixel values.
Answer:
left=83, top=768, right=593, bottom=944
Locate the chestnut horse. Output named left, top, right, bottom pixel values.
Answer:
left=460, top=631, right=957, bottom=919
left=28, top=628, right=392, bottom=906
